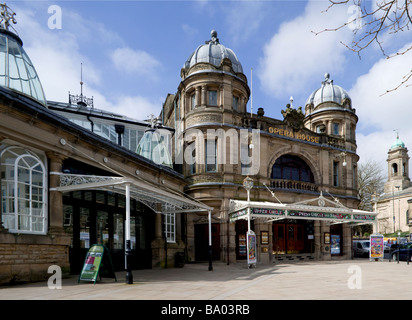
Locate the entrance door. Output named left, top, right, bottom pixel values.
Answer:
left=273, top=224, right=286, bottom=253
left=273, top=222, right=305, bottom=254
left=64, top=191, right=155, bottom=274
left=195, top=223, right=220, bottom=261
left=287, top=224, right=305, bottom=253
left=287, top=224, right=296, bottom=252
left=295, top=225, right=304, bottom=251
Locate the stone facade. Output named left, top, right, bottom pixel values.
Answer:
left=162, top=32, right=361, bottom=264
left=376, top=136, right=412, bottom=235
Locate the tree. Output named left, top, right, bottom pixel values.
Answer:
left=354, top=159, right=386, bottom=236
left=314, top=0, right=412, bottom=93
left=358, top=159, right=385, bottom=211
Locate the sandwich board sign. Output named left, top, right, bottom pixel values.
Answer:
left=78, top=244, right=117, bottom=284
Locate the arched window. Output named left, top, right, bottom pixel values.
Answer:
left=392, top=163, right=398, bottom=176
left=271, top=155, right=314, bottom=183
left=0, top=146, right=47, bottom=234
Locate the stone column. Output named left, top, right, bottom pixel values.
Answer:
left=151, top=204, right=166, bottom=267
left=314, top=220, right=321, bottom=260
left=195, top=87, right=200, bottom=108
left=201, top=85, right=207, bottom=106
left=321, top=221, right=331, bottom=261
left=47, top=152, right=66, bottom=235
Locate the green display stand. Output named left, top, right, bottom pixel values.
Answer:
left=78, top=244, right=117, bottom=284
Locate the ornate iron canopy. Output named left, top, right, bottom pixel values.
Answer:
left=229, top=193, right=377, bottom=226
left=54, top=173, right=212, bottom=214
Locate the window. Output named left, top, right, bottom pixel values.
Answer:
left=271, top=155, right=314, bottom=183
left=1, top=146, right=47, bottom=234
left=316, top=124, right=325, bottom=134
left=191, top=93, right=196, bottom=110
left=333, top=161, right=339, bottom=187
left=205, top=139, right=217, bottom=172
left=209, top=90, right=217, bottom=106
left=233, top=96, right=239, bottom=111
left=164, top=212, right=175, bottom=243
left=392, top=163, right=398, bottom=176
left=332, top=123, right=340, bottom=135
left=241, top=142, right=252, bottom=175
left=188, top=142, right=196, bottom=175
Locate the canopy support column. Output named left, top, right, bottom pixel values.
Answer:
left=208, top=210, right=213, bottom=271
left=125, top=183, right=133, bottom=284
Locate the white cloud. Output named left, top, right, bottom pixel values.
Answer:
left=111, top=47, right=160, bottom=78
left=258, top=0, right=353, bottom=98
left=12, top=4, right=161, bottom=121
left=350, top=43, right=412, bottom=173
left=110, top=95, right=162, bottom=121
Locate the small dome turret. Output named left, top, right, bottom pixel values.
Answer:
left=182, top=30, right=243, bottom=77
left=391, top=133, right=405, bottom=150
left=305, top=73, right=352, bottom=111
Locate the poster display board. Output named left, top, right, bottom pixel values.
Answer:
left=79, top=244, right=117, bottom=284
left=370, top=234, right=384, bottom=261
left=331, top=234, right=341, bottom=255
left=247, top=230, right=257, bottom=268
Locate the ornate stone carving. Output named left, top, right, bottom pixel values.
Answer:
left=281, top=104, right=304, bottom=131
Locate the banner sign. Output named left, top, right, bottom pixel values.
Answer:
left=370, top=234, right=384, bottom=261
left=247, top=231, right=257, bottom=267
left=79, top=244, right=117, bottom=284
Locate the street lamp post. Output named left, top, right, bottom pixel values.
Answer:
left=243, top=176, right=256, bottom=268
left=395, top=185, right=400, bottom=264
left=243, top=176, right=254, bottom=232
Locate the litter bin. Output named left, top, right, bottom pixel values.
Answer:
left=175, top=252, right=185, bottom=268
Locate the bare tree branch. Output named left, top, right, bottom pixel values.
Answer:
left=314, top=0, right=412, bottom=92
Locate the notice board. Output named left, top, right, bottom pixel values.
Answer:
left=78, top=244, right=117, bottom=284
left=247, top=230, right=257, bottom=267
left=370, top=234, right=384, bottom=261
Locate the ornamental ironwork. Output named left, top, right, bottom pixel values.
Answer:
left=0, top=4, right=17, bottom=33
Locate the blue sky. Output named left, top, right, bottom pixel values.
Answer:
left=7, top=0, right=412, bottom=174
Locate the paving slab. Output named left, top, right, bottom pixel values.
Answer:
left=0, top=259, right=411, bottom=301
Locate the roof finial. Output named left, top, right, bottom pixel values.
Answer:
left=80, top=63, right=84, bottom=98
left=322, top=72, right=333, bottom=86
left=206, top=29, right=219, bottom=44
left=0, top=3, right=17, bottom=33
left=68, top=63, right=94, bottom=108
left=394, top=129, right=399, bottom=139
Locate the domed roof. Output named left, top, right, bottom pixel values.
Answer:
left=391, top=134, right=405, bottom=150
left=183, top=30, right=243, bottom=74
left=306, top=73, right=351, bottom=109
left=136, top=116, right=173, bottom=168
left=0, top=6, right=46, bottom=106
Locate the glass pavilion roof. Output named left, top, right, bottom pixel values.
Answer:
left=0, top=5, right=46, bottom=106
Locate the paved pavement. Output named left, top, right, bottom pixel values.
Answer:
left=0, top=258, right=411, bottom=300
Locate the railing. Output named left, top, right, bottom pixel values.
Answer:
left=271, top=179, right=319, bottom=192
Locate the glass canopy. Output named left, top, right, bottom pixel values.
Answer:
left=0, top=29, right=46, bottom=106
left=136, top=128, right=173, bottom=168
